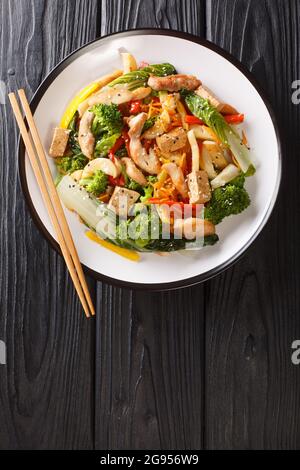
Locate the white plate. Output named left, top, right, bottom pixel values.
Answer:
left=19, top=30, right=281, bottom=289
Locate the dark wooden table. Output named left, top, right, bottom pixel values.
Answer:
left=0, top=0, right=299, bottom=450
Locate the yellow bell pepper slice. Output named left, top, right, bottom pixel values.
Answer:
left=120, top=52, right=137, bottom=73
left=60, top=82, right=101, bottom=129
left=60, top=70, right=123, bottom=129
left=85, top=230, right=140, bottom=262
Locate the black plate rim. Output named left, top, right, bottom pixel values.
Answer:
left=18, top=28, right=282, bottom=291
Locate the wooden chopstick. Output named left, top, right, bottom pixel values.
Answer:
left=17, top=89, right=95, bottom=317
left=9, top=90, right=95, bottom=318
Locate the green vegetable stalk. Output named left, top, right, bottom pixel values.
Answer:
left=109, top=63, right=177, bottom=91
left=182, top=90, right=255, bottom=174
left=58, top=176, right=220, bottom=253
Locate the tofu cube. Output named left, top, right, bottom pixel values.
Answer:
left=202, top=141, right=228, bottom=170
left=108, top=186, right=140, bottom=217
left=49, top=127, right=70, bottom=157
left=156, top=127, right=187, bottom=153
left=187, top=170, right=211, bottom=204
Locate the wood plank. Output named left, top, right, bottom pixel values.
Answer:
left=95, top=0, right=206, bottom=450
left=205, top=0, right=300, bottom=449
left=0, top=0, right=99, bottom=449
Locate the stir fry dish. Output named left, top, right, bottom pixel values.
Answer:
left=51, top=52, right=255, bottom=258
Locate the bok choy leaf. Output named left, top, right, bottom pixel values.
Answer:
left=182, top=90, right=255, bottom=174
left=109, top=63, right=177, bottom=91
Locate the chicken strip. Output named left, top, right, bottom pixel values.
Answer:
left=148, top=74, right=201, bottom=92
left=162, top=162, right=188, bottom=198
left=78, top=110, right=95, bottom=159
left=128, top=113, right=161, bottom=175
left=121, top=157, right=147, bottom=186
left=174, top=217, right=215, bottom=240
left=78, top=86, right=151, bottom=116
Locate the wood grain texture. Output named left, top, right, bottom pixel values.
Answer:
left=95, top=0, right=206, bottom=450
left=205, top=0, right=300, bottom=449
left=0, top=0, right=99, bottom=449
left=101, top=0, right=205, bottom=34
left=95, top=285, right=205, bottom=449
left=1, top=0, right=300, bottom=451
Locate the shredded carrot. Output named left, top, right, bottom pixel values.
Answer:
left=231, top=153, right=240, bottom=168
left=98, top=193, right=110, bottom=202
left=179, top=152, right=186, bottom=171
left=159, top=188, right=173, bottom=197
left=177, top=99, right=189, bottom=130
left=160, top=157, right=171, bottom=164
left=154, top=170, right=168, bottom=189
left=147, top=102, right=152, bottom=118
left=147, top=197, right=169, bottom=204
left=242, top=130, right=248, bottom=146
left=148, top=105, right=161, bottom=118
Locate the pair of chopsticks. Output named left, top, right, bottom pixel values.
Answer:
left=9, top=89, right=95, bottom=318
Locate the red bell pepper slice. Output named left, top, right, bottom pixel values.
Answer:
left=143, top=139, right=153, bottom=152
left=122, top=130, right=131, bottom=156
left=224, top=113, right=244, bottom=124
left=139, top=61, right=149, bottom=69
left=109, top=136, right=124, bottom=155
left=108, top=175, right=125, bottom=187
left=130, top=100, right=142, bottom=114
left=185, top=115, right=204, bottom=125
left=151, top=96, right=160, bottom=103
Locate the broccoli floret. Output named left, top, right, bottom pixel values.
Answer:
left=142, top=116, right=157, bottom=133
left=91, top=103, right=123, bottom=157
left=56, top=153, right=88, bottom=174
left=139, top=176, right=157, bottom=202
left=79, top=170, right=108, bottom=196
left=147, top=175, right=158, bottom=184
left=91, top=103, right=122, bottom=136
left=230, top=174, right=246, bottom=188
left=126, top=178, right=143, bottom=192
left=95, top=133, right=120, bottom=157
left=205, top=179, right=250, bottom=225
left=115, top=146, right=128, bottom=158
left=203, top=234, right=219, bottom=246
left=140, top=185, right=153, bottom=203
left=244, top=164, right=256, bottom=177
